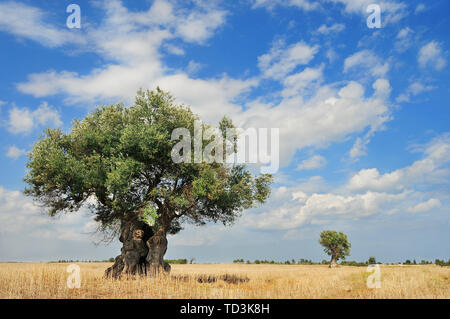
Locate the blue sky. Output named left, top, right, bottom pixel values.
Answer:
left=0, top=0, right=449, bottom=263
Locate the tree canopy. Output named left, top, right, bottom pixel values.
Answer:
left=24, top=88, right=273, bottom=239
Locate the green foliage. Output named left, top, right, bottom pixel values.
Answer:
left=435, top=259, right=450, bottom=266
left=319, top=230, right=351, bottom=261
left=368, top=256, right=377, bottom=264
left=340, top=260, right=368, bottom=267
left=24, top=88, right=273, bottom=236
left=140, top=205, right=159, bottom=226
left=165, top=259, right=188, bottom=264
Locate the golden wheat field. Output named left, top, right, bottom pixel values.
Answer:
left=0, top=262, right=448, bottom=299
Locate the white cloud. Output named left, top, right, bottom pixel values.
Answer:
left=244, top=188, right=410, bottom=230
left=238, top=79, right=392, bottom=166
left=12, top=1, right=392, bottom=170
left=415, top=3, right=426, bottom=14
left=0, top=187, right=90, bottom=238
left=258, top=40, right=319, bottom=80
left=328, top=0, right=408, bottom=24
left=186, top=60, right=204, bottom=75
left=242, top=133, right=449, bottom=231
left=252, top=0, right=408, bottom=25
left=349, top=136, right=369, bottom=158
left=33, top=102, right=63, bottom=127
left=344, top=50, right=390, bottom=77
left=8, top=107, right=34, bottom=134
left=408, top=198, right=441, bottom=213
left=0, top=1, right=85, bottom=47
left=0, top=186, right=114, bottom=261
left=252, top=0, right=319, bottom=11
left=13, top=1, right=253, bottom=125
left=175, top=9, right=227, bottom=44
left=395, top=27, right=413, bottom=52
left=348, top=133, right=450, bottom=193
left=418, top=41, right=447, bottom=71
left=164, top=43, right=185, bottom=56
left=7, top=102, right=62, bottom=135
left=396, top=81, right=435, bottom=103
left=297, top=155, right=327, bottom=170
left=348, top=168, right=403, bottom=192
left=281, top=65, right=324, bottom=97
left=169, top=224, right=226, bottom=246
left=316, top=23, right=345, bottom=35
left=6, top=145, right=26, bottom=160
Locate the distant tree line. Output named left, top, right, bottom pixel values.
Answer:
left=233, top=257, right=450, bottom=267
left=49, top=259, right=115, bottom=263
left=50, top=257, right=450, bottom=266
left=164, top=259, right=188, bottom=264
left=50, top=258, right=191, bottom=264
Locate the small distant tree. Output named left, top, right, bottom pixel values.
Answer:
left=368, top=256, right=377, bottom=264
left=319, top=230, right=351, bottom=268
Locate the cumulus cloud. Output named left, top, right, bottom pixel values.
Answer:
left=0, top=1, right=85, bottom=47
left=396, top=81, right=435, bottom=103
left=349, top=136, right=369, bottom=158
left=281, top=65, right=324, bottom=98
left=328, top=0, right=408, bottom=24
left=297, top=155, right=327, bottom=171
left=7, top=102, right=61, bottom=134
left=251, top=0, right=319, bottom=11
left=395, top=27, right=413, bottom=52
left=408, top=198, right=441, bottom=213
left=243, top=186, right=411, bottom=230
left=252, top=0, right=408, bottom=25
left=11, top=1, right=392, bottom=171
left=316, top=23, right=345, bottom=35
left=414, top=3, right=426, bottom=14
left=6, top=145, right=26, bottom=160
left=344, top=50, right=390, bottom=78
left=242, top=133, right=449, bottom=231
left=258, top=40, right=319, bottom=80
left=348, top=133, right=450, bottom=193
left=0, top=187, right=93, bottom=238
left=169, top=224, right=227, bottom=247
left=238, top=78, right=392, bottom=166
left=418, top=41, right=447, bottom=71
left=0, top=186, right=115, bottom=261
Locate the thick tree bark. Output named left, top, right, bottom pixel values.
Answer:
left=105, top=217, right=171, bottom=278
left=105, top=217, right=153, bottom=279
left=146, top=227, right=171, bottom=276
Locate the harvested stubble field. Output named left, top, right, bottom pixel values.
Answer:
left=0, top=262, right=448, bottom=299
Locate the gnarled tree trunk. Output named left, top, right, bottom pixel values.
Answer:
left=105, top=217, right=153, bottom=279
left=105, top=217, right=171, bottom=279
left=146, top=227, right=171, bottom=276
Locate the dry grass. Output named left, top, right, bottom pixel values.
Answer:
left=0, top=262, right=448, bottom=299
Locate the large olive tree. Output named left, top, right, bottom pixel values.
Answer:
left=24, top=89, right=272, bottom=278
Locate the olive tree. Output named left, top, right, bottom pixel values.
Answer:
left=319, top=230, right=351, bottom=268
left=24, top=88, right=272, bottom=278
